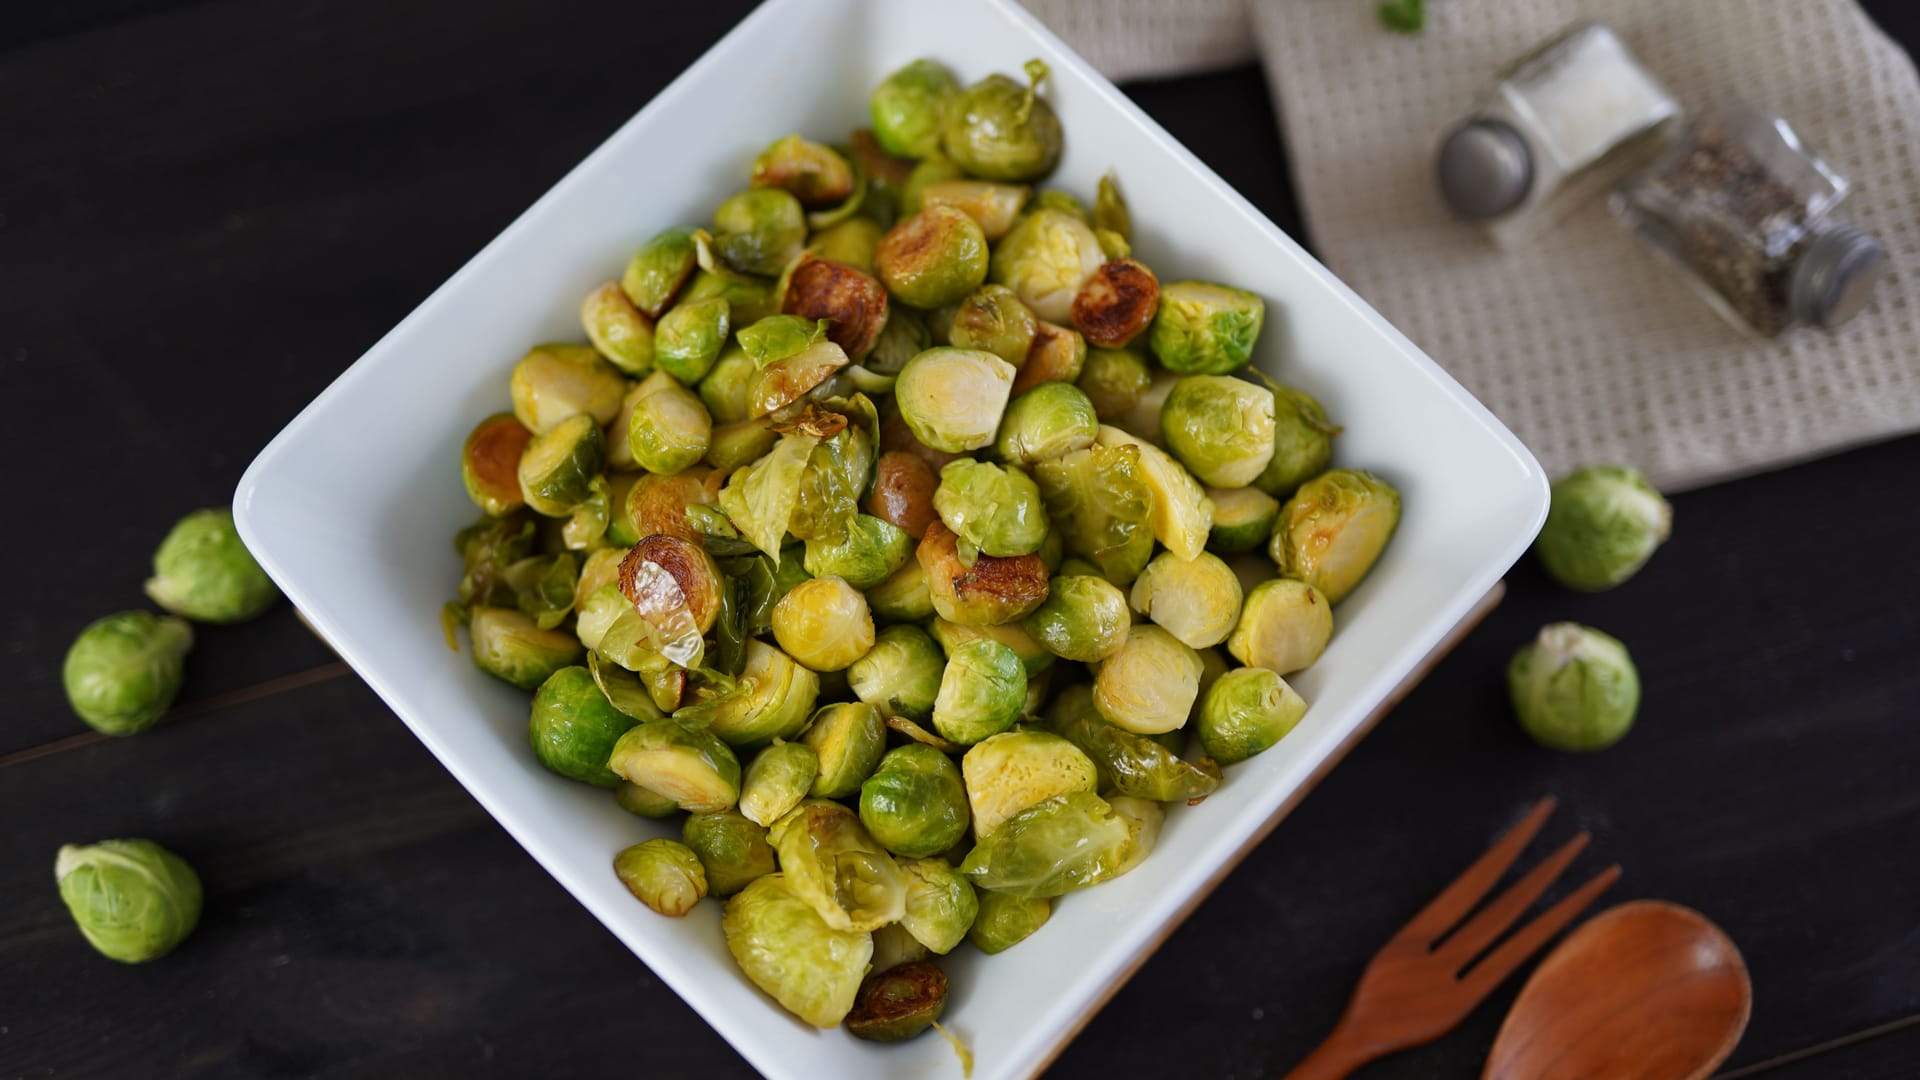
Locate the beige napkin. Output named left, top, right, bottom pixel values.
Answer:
left=1027, top=0, right=1920, bottom=491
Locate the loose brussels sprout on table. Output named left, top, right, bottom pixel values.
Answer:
left=63, top=611, right=193, bottom=736
left=55, top=839, right=202, bottom=963
left=145, top=509, right=280, bottom=624
left=1536, top=464, right=1672, bottom=591
left=1509, top=622, right=1640, bottom=751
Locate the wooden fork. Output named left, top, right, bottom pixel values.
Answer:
left=1283, top=797, right=1621, bottom=1080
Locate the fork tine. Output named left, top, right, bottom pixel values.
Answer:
left=1393, top=796, right=1558, bottom=946
left=1460, top=864, right=1623, bottom=996
left=1434, top=831, right=1590, bottom=968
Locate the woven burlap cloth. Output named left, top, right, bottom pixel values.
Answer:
left=1026, top=0, right=1920, bottom=490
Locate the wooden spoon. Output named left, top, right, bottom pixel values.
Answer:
left=1485, top=900, right=1751, bottom=1080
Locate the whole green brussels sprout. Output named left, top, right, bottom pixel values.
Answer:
left=989, top=207, right=1103, bottom=323
left=802, top=514, right=912, bottom=590
left=1129, top=550, right=1244, bottom=650
left=931, top=637, right=1027, bottom=746
left=959, top=790, right=1156, bottom=898
left=55, top=839, right=202, bottom=963
left=738, top=740, right=819, bottom=828
left=1077, top=346, right=1153, bottom=420
left=870, top=58, right=959, bottom=158
left=62, top=611, right=192, bottom=736
left=900, top=153, right=965, bottom=217
left=527, top=666, right=638, bottom=787
left=621, top=226, right=699, bottom=317
left=1148, top=281, right=1266, bottom=375
left=1226, top=578, right=1332, bottom=676
left=653, top=296, right=731, bottom=384
left=996, top=382, right=1100, bottom=467
left=1160, top=375, right=1277, bottom=488
left=968, top=889, right=1051, bottom=954
left=1046, top=684, right=1222, bottom=801
left=948, top=283, right=1039, bottom=366
left=772, top=576, right=875, bottom=672
left=933, top=460, right=1049, bottom=558
left=768, top=800, right=909, bottom=932
left=722, top=873, right=873, bottom=1028
left=613, top=838, right=707, bottom=916
left=961, top=728, right=1098, bottom=838
left=801, top=702, right=888, bottom=799
left=894, top=347, right=1016, bottom=453
left=469, top=606, right=583, bottom=690
left=1207, top=486, right=1282, bottom=554
left=1536, top=465, right=1672, bottom=591
left=1197, top=666, right=1307, bottom=764
left=1270, top=469, right=1402, bottom=604
left=1255, top=382, right=1340, bottom=498
left=1093, top=624, right=1203, bottom=735
left=683, top=809, right=778, bottom=897
left=144, top=509, right=279, bottom=624
left=847, top=960, right=949, bottom=1043
left=848, top=624, right=946, bottom=722
left=859, top=745, right=971, bottom=858
left=519, top=413, right=606, bottom=516
left=1024, top=574, right=1130, bottom=662
left=712, top=188, right=807, bottom=276
left=942, top=60, right=1064, bottom=182
left=1508, top=623, right=1640, bottom=751
left=876, top=206, right=990, bottom=310
left=698, top=346, right=757, bottom=424
left=581, top=281, right=655, bottom=376
left=607, top=719, right=742, bottom=813
left=899, top=857, right=978, bottom=954
left=626, top=371, right=712, bottom=476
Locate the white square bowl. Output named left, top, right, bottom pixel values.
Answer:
left=234, top=0, right=1547, bottom=1076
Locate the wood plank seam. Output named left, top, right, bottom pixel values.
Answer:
left=1712, top=1012, right=1920, bottom=1078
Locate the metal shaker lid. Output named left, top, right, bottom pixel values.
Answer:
left=1790, top=224, right=1888, bottom=330
left=1436, top=120, right=1534, bottom=220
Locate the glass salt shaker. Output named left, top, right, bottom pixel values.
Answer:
left=1612, top=103, right=1888, bottom=337
left=1437, top=21, right=1682, bottom=246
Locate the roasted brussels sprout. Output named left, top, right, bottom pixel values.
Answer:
left=870, top=921, right=930, bottom=975
left=920, top=179, right=1030, bottom=242
left=1270, top=469, right=1401, bottom=603
left=1117, top=369, right=1178, bottom=445
left=54, top=839, right=201, bottom=963
left=1093, top=624, right=1203, bottom=735
left=860, top=744, right=971, bottom=858
left=772, top=576, right=875, bottom=672
left=683, top=809, right=779, bottom=896
left=697, top=347, right=757, bottom=425
left=716, top=431, right=812, bottom=557
left=509, top=343, right=627, bottom=435
left=1149, top=281, right=1267, bottom=375
left=898, top=857, right=978, bottom=955
left=1033, top=441, right=1156, bottom=587
left=1011, top=318, right=1088, bottom=396
left=959, top=791, right=1156, bottom=898
left=62, top=612, right=191, bottom=736
left=918, top=522, right=1050, bottom=626
left=871, top=58, right=959, bottom=158
left=769, top=799, right=909, bottom=932
left=948, top=284, right=1038, bottom=366
left=943, top=60, right=1063, bottom=181
left=1077, top=346, right=1153, bottom=421
left=1024, top=574, right=1130, bottom=662
left=654, top=296, right=730, bottom=384
left=876, top=206, right=990, bottom=309
left=621, top=469, right=713, bottom=544
left=462, top=413, right=534, bottom=516
left=614, top=838, right=708, bottom=916
left=625, top=370, right=712, bottom=475
left=996, top=382, right=1099, bottom=467
left=1256, top=382, right=1341, bottom=498
left=1226, top=577, right=1332, bottom=676
left=801, top=702, right=888, bottom=799
left=1096, top=426, right=1213, bottom=561
left=1071, top=258, right=1159, bottom=348
left=867, top=307, right=932, bottom=377
left=1536, top=465, right=1672, bottom=592
left=712, top=188, right=807, bottom=276
left=748, top=340, right=851, bottom=417
left=739, top=740, right=820, bottom=828
left=780, top=255, right=890, bottom=361
left=900, top=153, right=965, bottom=216
left=143, top=508, right=278, bottom=625
left=616, top=780, right=679, bottom=819
left=723, top=873, right=873, bottom=1028
left=933, top=459, right=1049, bottom=558
left=931, top=617, right=1053, bottom=677
left=527, top=666, right=637, bottom=787
left=622, top=226, right=699, bottom=317
left=752, top=135, right=856, bottom=208
left=848, top=961, right=949, bottom=1043
left=518, top=413, right=605, bottom=517
left=1159, top=375, right=1276, bottom=488
left=1207, top=486, right=1282, bottom=554
left=968, top=889, right=1051, bottom=953
left=1130, top=550, right=1244, bottom=650
left=812, top=218, right=884, bottom=277
left=894, top=347, right=1016, bottom=453
left=865, top=450, right=940, bottom=539
left=961, top=728, right=1098, bottom=837
left=581, top=281, right=655, bottom=376
left=1197, top=667, right=1307, bottom=764
left=619, top=534, right=724, bottom=666
left=931, top=637, right=1027, bottom=745
left=1047, top=684, right=1221, bottom=800
left=867, top=558, right=937, bottom=624
left=607, top=718, right=742, bottom=813
left=469, top=606, right=583, bottom=689
left=989, top=207, right=1103, bottom=323
left=683, top=266, right=780, bottom=325
left=705, top=639, right=820, bottom=747
left=1508, top=623, right=1640, bottom=751
left=803, top=513, right=912, bottom=590
left=454, top=512, right=536, bottom=610
left=848, top=624, right=946, bottom=722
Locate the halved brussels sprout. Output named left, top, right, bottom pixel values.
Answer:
left=931, top=618, right=1053, bottom=677
left=469, top=606, right=582, bottom=689
left=519, top=414, right=605, bottom=517
left=803, top=513, right=912, bottom=589
left=865, top=451, right=939, bottom=539
left=1226, top=578, right=1332, bottom=675
left=1093, top=624, right=1203, bottom=735
left=1071, top=258, right=1159, bottom=349
left=894, top=347, right=1016, bottom=453
left=615, top=838, right=707, bottom=916
left=722, top=873, right=873, bottom=1029
left=1270, top=469, right=1402, bottom=603
left=781, top=255, right=890, bottom=362
left=920, top=180, right=1030, bottom=241
left=607, top=718, right=742, bottom=813
left=697, top=347, right=756, bottom=425
left=1130, top=550, right=1244, bottom=650
left=1208, top=486, right=1282, bottom=554
left=62, top=611, right=191, bottom=736
left=626, top=370, right=712, bottom=475
left=932, top=460, right=1049, bottom=558
left=463, top=413, right=534, bottom=516
left=1011, top=319, right=1087, bottom=396
left=801, top=702, right=888, bottom=799
left=870, top=922, right=930, bottom=976
left=900, top=857, right=979, bottom=954
left=509, top=343, right=627, bottom=435
left=768, top=799, right=909, bottom=932
left=876, top=206, right=990, bottom=310
left=947, top=284, right=1038, bottom=367
left=712, top=188, right=807, bottom=276
left=772, top=576, right=875, bottom=672
left=868, top=558, right=937, bottom=624
left=617, top=535, right=722, bottom=667
left=616, top=780, right=679, bottom=818
left=683, top=809, right=778, bottom=897
left=942, top=60, right=1063, bottom=181
left=705, top=640, right=820, bottom=748
left=900, top=153, right=965, bottom=216
left=1077, top=346, right=1152, bottom=421
left=848, top=624, right=946, bottom=722
left=654, top=297, right=731, bottom=384
left=54, top=839, right=201, bottom=963
left=1161, top=375, right=1277, bottom=488
left=959, top=791, right=1151, bottom=898
left=527, top=666, right=637, bottom=787
left=996, top=382, right=1099, bottom=467
left=1256, top=382, right=1341, bottom=498
left=811, top=217, right=885, bottom=275
left=870, top=58, right=958, bottom=158
left=860, top=744, right=971, bottom=858
left=683, top=266, right=780, bottom=325
left=1033, top=442, right=1155, bottom=587
left=581, top=281, right=655, bottom=376
left=968, top=889, right=1051, bottom=954
left=1508, top=622, right=1640, bottom=751
left=1024, top=574, right=1130, bottom=663
left=879, top=400, right=961, bottom=472
left=930, top=637, right=1027, bottom=746
left=1536, top=465, right=1672, bottom=592
left=1096, top=426, right=1213, bottom=561
left=961, top=729, right=1098, bottom=838
left=1197, top=666, right=1307, bottom=764
left=752, top=135, right=856, bottom=208
left=848, top=961, right=949, bottom=1043
left=739, top=740, right=820, bottom=828
left=748, top=340, right=851, bottom=418
left=621, top=226, right=699, bottom=317
left=1150, top=281, right=1266, bottom=375
left=918, top=522, right=1051, bottom=626
left=620, top=468, right=713, bottom=545
left=1047, top=683, right=1222, bottom=800
left=989, top=207, right=1103, bottom=323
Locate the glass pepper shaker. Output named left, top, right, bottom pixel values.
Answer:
left=1437, top=21, right=1682, bottom=246
left=1612, top=103, right=1888, bottom=337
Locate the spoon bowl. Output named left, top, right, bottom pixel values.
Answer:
left=1485, top=899, right=1751, bottom=1080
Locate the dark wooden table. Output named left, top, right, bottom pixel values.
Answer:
left=5, top=3, right=1917, bottom=1076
